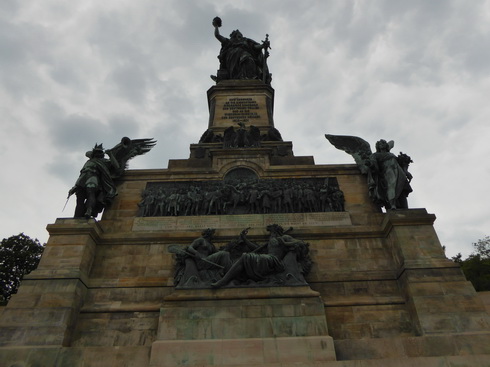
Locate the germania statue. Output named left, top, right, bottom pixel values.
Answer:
left=211, top=16, right=271, bottom=84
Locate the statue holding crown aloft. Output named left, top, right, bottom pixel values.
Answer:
left=211, top=16, right=271, bottom=84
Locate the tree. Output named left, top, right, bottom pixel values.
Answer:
left=0, top=233, right=45, bottom=304
left=473, top=235, right=490, bottom=259
left=451, top=236, right=490, bottom=292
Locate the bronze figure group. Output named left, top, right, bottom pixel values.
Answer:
left=172, top=225, right=312, bottom=289
left=138, top=178, right=344, bottom=217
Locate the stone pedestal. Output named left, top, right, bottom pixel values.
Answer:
left=0, top=219, right=100, bottom=347
left=207, top=80, right=275, bottom=134
left=149, top=287, right=336, bottom=366
left=382, top=210, right=490, bottom=336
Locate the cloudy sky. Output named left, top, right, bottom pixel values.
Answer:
left=1, top=0, right=489, bottom=258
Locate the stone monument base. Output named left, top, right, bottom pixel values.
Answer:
left=149, top=287, right=336, bottom=366
left=150, top=336, right=335, bottom=366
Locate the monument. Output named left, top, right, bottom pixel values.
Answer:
left=1, top=17, right=489, bottom=367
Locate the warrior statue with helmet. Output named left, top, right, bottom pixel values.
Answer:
left=68, top=137, right=156, bottom=218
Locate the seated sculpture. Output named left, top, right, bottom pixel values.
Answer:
left=211, top=17, right=271, bottom=84
left=212, top=224, right=311, bottom=288
left=171, top=225, right=312, bottom=289
left=171, top=228, right=232, bottom=288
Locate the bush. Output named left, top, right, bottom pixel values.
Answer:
left=0, top=233, right=45, bottom=304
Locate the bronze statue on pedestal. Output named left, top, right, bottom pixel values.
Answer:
left=211, top=16, right=271, bottom=84
left=68, top=137, right=156, bottom=218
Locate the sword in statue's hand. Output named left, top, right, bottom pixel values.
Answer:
left=62, top=196, right=70, bottom=212
left=262, top=34, right=270, bottom=83
left=63, top=187, right=76, bottom=212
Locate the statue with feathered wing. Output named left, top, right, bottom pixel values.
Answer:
left=325, top=134, right=412, bottom=210
left=68, top=137, right=156, bottom=218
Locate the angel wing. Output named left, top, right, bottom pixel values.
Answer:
left=105, top=137, right=156, bottom=177
left=325, top=134, right=372, bottom=174
left=199, top=129, right=215, bottom=143
left=267, top=127, right=283, bottom=141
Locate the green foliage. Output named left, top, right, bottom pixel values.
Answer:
left=452, top=236, right=490, bottom=292
left=473, top=236, right=490, bottom=259
left=0, top=233, right=45, bottom=304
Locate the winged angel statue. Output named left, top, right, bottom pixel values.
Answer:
left=325, top=134, right=413, bottom=210
left=68, top=137, right=156, bottom=218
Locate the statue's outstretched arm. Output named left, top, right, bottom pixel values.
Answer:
left=212, top=17, right=225, bottom=43
left=214, top=26, right=226, bottom=43
left=240, top=232, right=260, bottom=251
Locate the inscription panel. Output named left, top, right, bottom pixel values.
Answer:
left=132, top=212, right=352, bottom=232
left=213, top=95, right=269, bottom=128
left=222, top=97, right=261, bottom=123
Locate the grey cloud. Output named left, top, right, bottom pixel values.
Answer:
left=47, top=63, right=86, bottom=91
left=42, top=100, right=141, bottom=151
left=109, top=63, right=150, bottom=104
left=0, top=20, right=54, bottom=97
left=0, top=0, right=20, bottom=17
left=50, top=113, right=106, bottom=150
left=46, top=158, right=81, bottom=186
left=45, top=110, right=142, bottom=183
left=154, top=1, right=221, bottom=50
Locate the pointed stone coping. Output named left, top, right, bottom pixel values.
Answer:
left=164, top=286, right=320, bottom=301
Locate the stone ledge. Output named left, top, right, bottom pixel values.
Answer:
left=46, top=218, right=104, bottom=239
left=1, top=346, right=489, bottom=367
left=323, top=295, right=405, bottom=307
left=164, top=286, right=320, bottom=301
left=121, top=163, right=362, bottom=178
left=334, top=332, right=490, bottom=361
left=132, top=212, right=352, bottom=232
left=381, top=208, right=437, bottom=231
left=397, top=259, right=461, bottom=274
left=24, top=270, right=90, bottom=286
left=82, top=224, right=387, bottom=244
